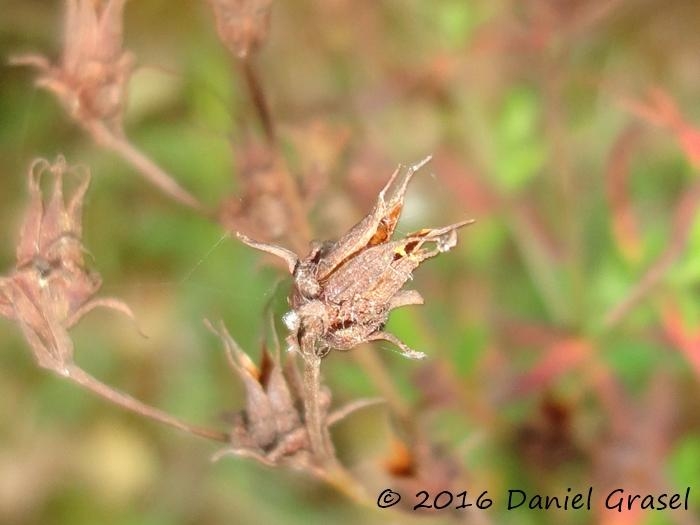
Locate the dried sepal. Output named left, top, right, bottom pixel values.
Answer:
left=0, top=157, right=135, bottom=373
left=319, top=222, right=472, bottom=308
left=0, top=290, right=12, bottom=319
left=206, top=0, right=273, bottom=59
left=0, top=278, right=77, bottom=373
left=237, top=156, right=473, bottom=360
left=16, top=157, right=90, bottom=271
left=316, top=155, right=433, bottom=280
left=10, top=0, right=133, bottom=133
left=236, top=232, right=297, bottom=274
left=206, top=320, right=378, bottom=467
left=206, top=319, right=312, bottom=463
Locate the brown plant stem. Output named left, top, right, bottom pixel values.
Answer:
left=89, top=122, right=204, bottom=211
left=235, top=58, right=311, bottom=253
left=276, top=159, right=313, bottom=255
left=64, top=364, right=229, bottom=442
left=239, top=59, right=275, bottom=144
left=301, top=352, right=333, bottom=463
left=227, top=53, right=337, bottom=468
left=326, top=397, right=384, bottom=425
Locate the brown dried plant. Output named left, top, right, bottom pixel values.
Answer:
left=219, top=142, right=290, bottom=243
left=10, top=0, right=132, bottom=134
left=206, top=0, right=276, bottom=144
left=206, top=0, right=300, bottom=253
left=0, top=156, right=133, bottom=374
left=6, top=1, right=475, bottom=510
left=218, top=140, right=312, bottom=255
left=603, top=88, right=700, bottom=328
left=10, top=0, right=201, bottom=210
left=237, top=156, right=472, bottom=361
left=206, top=0, right=273, bottom=60
left=206, top=320, right=379, bottom=472
left=0, top=156, right=227, bottom=443
left=236, top=156, right=472, bottom=463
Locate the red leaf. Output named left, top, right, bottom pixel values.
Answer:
left=661, top=300, right=700, bottom=378
left=622, top=87, right=700, bottom=169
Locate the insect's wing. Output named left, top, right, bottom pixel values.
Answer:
left=315, top=156, right=432, bottom=280
left=323, top=220, right=472, bottom=304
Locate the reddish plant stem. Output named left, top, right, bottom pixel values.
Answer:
left=239, top=59, right=275, bottom=144
left=65, top=364, right=229, bottom=443
left=605, top=124, right=644, bottom=262
left=89, top=122, right=204, bottom=211
left=603, top=177, right=700, bottom=329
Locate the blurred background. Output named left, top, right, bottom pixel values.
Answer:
left=1, top=1, right=699, bottom=524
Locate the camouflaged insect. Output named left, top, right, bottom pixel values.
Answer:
left=237, top=156, right=472, bottom=360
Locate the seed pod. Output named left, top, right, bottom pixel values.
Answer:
left=0, top=157, right=135, bottom=374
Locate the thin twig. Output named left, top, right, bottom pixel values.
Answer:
left=88, top=122, right=204, bottom=211
left=65, top=364, right=229, bottom=443
left=327, top=397, right=384, bottom=426
left=352, top=346, right=412, bottom=424
left=239, top=59, right=275, bottom=144
left=605, top=124, right=644, bottom=262
left=316, top=462, right=370, bottom=505
left=603, top=177, right=700, bottom=329
left=507, top=201, right=568, bottom=323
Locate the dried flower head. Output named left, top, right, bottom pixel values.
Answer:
left=0, top=156, right=134, bottom=374
left=206, top=0, right=273, bottom=59
left=219, top=141, right=295, bottom=244
left=10, top=0, right=133, bottom=133
left=237, top=156, right=472, bottom=360
left=206, top=320, right=378, bottom=467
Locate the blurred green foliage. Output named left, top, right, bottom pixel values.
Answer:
left=1, top=1, right=699, bottom=525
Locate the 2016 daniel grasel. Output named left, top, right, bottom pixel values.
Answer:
left=507, top=487, right=692, bottom=511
